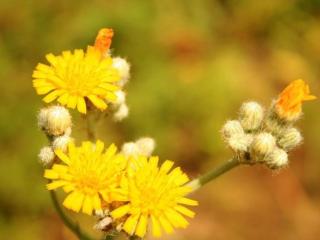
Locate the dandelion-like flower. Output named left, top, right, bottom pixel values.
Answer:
left=32, top=28, right=120, bottom=114
left=44, top=140, right=127, bottom=215
left=275, top=79, right=316, bottom=120
left=111, top=156, right=198, bottom=238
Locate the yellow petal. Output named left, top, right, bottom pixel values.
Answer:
left=44, top=169, right=59, bottom=179
left=135, top=214, right=148, bottom=237
left=177, top=197, right=198, bottom=206
left=82, top=196, right=93, bottom=215
left=46, top=180, right=67, bottom=190
left=174, top=205, right=195, bottom=218
left=77, top=97, right=87, bottom=114
left=123, top=214, right=140, bottom=236
left=111, top=204, right=130, bottom=219
left=87, top=95, right=107, bottom=110
left=151, top=215, right=162, bottom=237
left=55, top=149, right=70, bottom=165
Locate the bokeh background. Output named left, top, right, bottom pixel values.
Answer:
left=1, top=0, right=320, bottom=239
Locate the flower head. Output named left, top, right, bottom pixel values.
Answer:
left=44, top=140, right=127, bottom=215
left=275, top=79, right=316, bottom=121
left=33, top=29, right=120, bottom=114
left=111, top=156, right=198, bottom=238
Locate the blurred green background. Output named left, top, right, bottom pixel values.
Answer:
left=1, top=0, right=320, bottom=239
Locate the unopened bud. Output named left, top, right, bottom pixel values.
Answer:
left=112, top=57, right=130, bottom=87
left=251, top=133, right=276, bottom=161
left=222, top=120, right=244, bottom=139
left=46, top=106, right=72, bottom=136
left=114, top=90, right=126, bottom=106
left=113, top=103, right=129, bottom=122
left=38, top=146, right=55, bottom=166
left=278, top=127, right=302, bottom=151
left=265, top=148, right=288, bottom=169
left=121, top=142, right=139, bottom=156
left=94, top=217, right=113, bottom=230
left=239, top=102, right=264, bottom=131
left=52, top=135, right=73, bottom=152
left=136, top=137, right=155, bottom=156
left=228, top=134, right=253, bottom=153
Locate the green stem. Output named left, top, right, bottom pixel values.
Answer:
left=188, top=157, right=240, bottom=191
left=50, top=191, right=94, bottom=240
left=104, top=230, right=119, bottom=240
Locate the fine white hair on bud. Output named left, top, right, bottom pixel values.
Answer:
left=113, top=103, right=129, bottom=122
left=228, top=134, right=253, bottom=153
left=265, top=147, right=288, bottom=169
left=94, top=217, right=113, bottom=230
left=46, top=105, right=72, bottom=136
left=112, top=57, right=130, bottom=87
left=121, top=142, right=139, bottom=156
left=38, top=146, right=55, bottom=166
left=278, top=127, right=303, bottom=151
left=239, top=101, right=264, bottom=131
left=52, top=135, right=73, bottom=152
left=38, top=108, right=49, bottom=129
left=222, top=120, right=244, bottom=140
left=263, top=117, right=286, bottom=137
left=135, top=137, right=155, bottom=157
left=250, top=132, right=276, bottom=161
left=113, top=90, right=126, bottom=106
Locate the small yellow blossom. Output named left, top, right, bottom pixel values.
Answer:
left=32, top=29, right=119, bottom=114
left=111, top=156, right=198, bottom=238
left=44, top=140, right=127, bottom=215
left=276, top=79, right=316, bottom=120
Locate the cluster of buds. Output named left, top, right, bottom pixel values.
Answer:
left=222, top=80, right=316, bottom=170
left=121, top=137, right=156, bottom=157
left=111, top=57, right=130, bottom=121
left=38, top=105, right=73, bottom=166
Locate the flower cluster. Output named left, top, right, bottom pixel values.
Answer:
left=222, top=79, right=316, bottom=169
left=34, top=29, right=197, bottom=239
left=33, top=28, right=130, bottom=120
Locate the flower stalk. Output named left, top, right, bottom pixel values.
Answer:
left=188, top=157, right=240, bottom=191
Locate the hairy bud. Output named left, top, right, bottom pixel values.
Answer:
left=222, top=120, right=244, bottom=139
left=278, top=127, right=303, bottom=151
left=265, top=147, right=288, bottom=169
left=136, top=137, right=155, bottom=157
left=52, top=135, right=73, bottom=152
left=113, top=103, right=129, bottom=122
left=121, top=142, right=139, bottom=156
left=114, top=90, right=126, bottom=106
left=38, top=146, right=55, bottom=166
left=112, top=57, right=130, bottom=87
left=251, top=133, right=276, bottom=161
left=46, top=106, right=72, bottom=136
left=239, top=102, right=264, bottom=131
left=228, top=134, right=253, bottom=153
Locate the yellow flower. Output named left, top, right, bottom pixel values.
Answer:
left=275, top=79, right=316, bottom=120
left=111, top=156, right=198, bottom=238
left=32, top=28, right=119, bottom=114
left=44, top=140, right=127, bottom=215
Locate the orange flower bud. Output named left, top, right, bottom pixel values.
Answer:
left=94, top=28, right=114, bottom=53
left=275, top=79, right=316, bottom=121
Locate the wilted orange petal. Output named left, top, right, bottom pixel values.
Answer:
left=276, top=79, right=316, bottom=120
left=94, top=28, right=114, bottom=53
